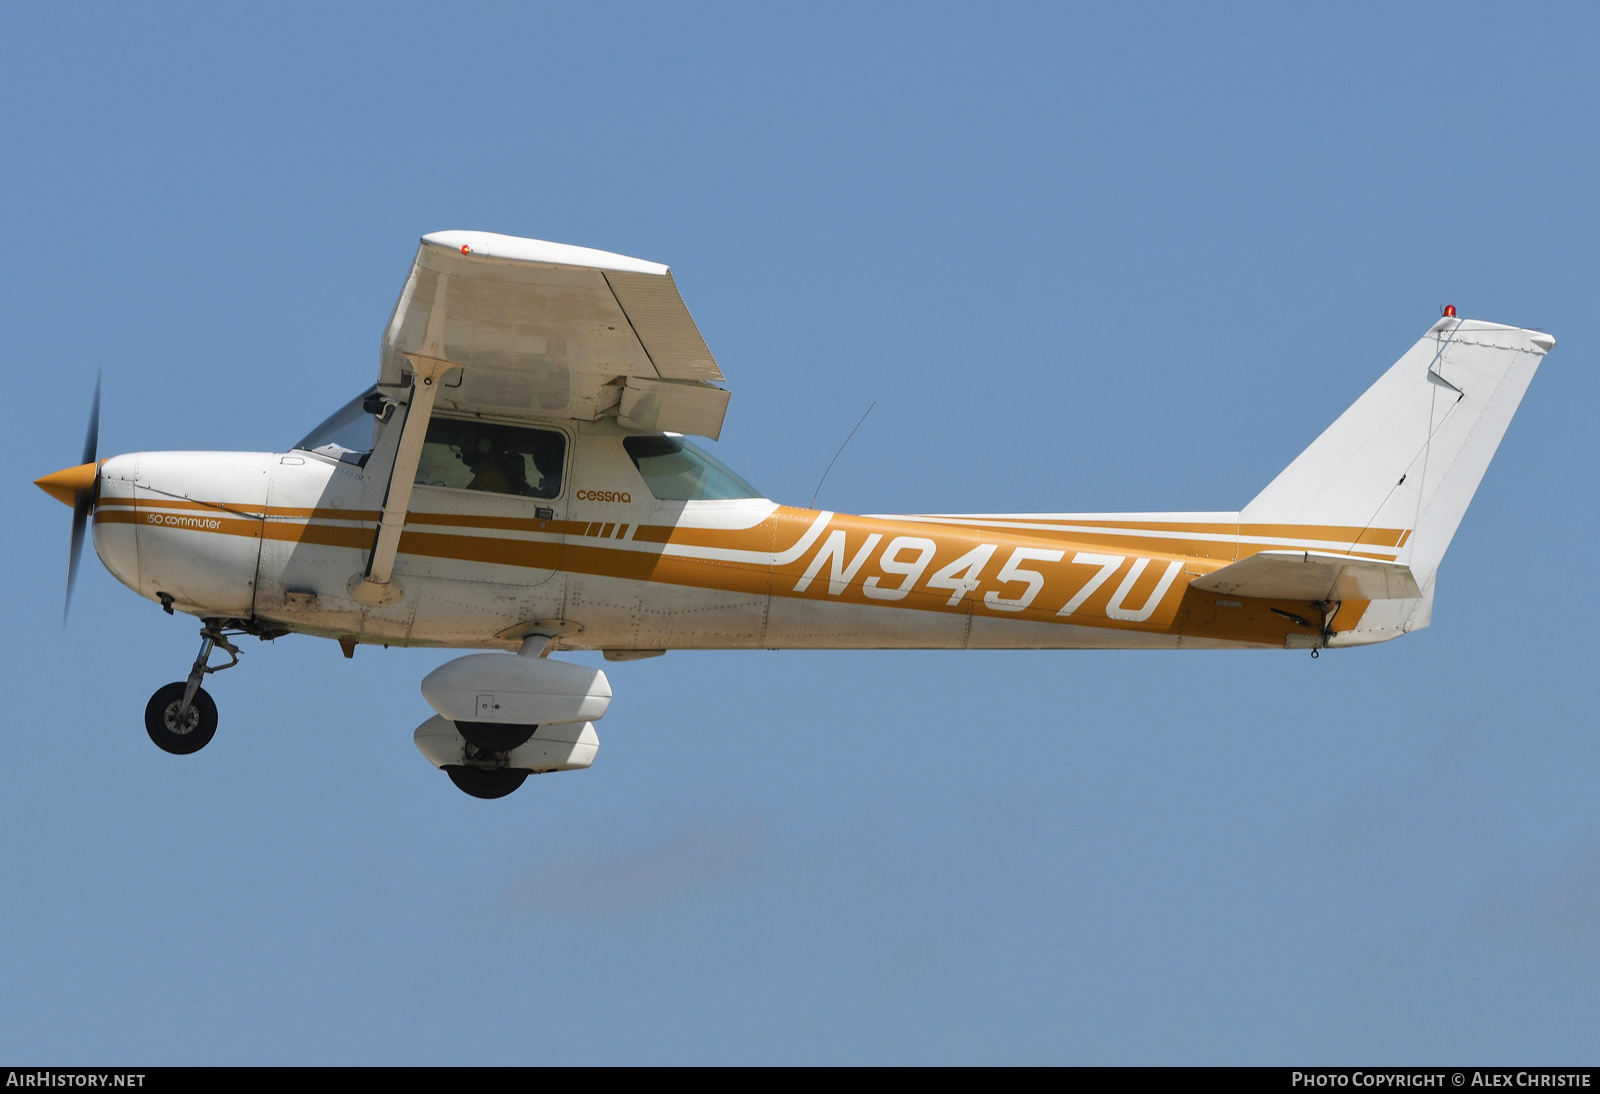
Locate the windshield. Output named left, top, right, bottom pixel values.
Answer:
left=294, top=388, right=381, bottom=466
left=623, top=435, right=763, bottom=501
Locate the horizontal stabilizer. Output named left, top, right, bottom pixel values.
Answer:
left=1192, top=550, right=1421, bottom=602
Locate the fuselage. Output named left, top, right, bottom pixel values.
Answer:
left=87, top=418, right=1418, bottom=656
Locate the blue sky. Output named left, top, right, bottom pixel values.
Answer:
left=3, top=3, right=1597, bottom=1063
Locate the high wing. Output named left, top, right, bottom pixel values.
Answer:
left=352, top=230, right=732, bottom=606
left=378, top=230, right=730, bottom=438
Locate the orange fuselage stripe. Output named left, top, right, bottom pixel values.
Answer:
left=103, top=498, right=1408, bottom=635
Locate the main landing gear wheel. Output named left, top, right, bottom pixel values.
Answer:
left=444, top=765, right=530, bottom=800
left=143, top=621, right=242, bottom=756
left=455, top=721, right=538, bottom=753
left=144, top=682, right=218, bottom=755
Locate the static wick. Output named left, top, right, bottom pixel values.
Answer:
left=810, top=401, right=876, bottom=510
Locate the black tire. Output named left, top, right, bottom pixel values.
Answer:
left=144, top=682, right=218, bottom=755
left=455, top=720, right=538, bottom=753
left=444, top=765, right=529, bottom=800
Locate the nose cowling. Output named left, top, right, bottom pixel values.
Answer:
left=92, top=452, right=273, bottom=616
left=34, top=461, right=99, bottom=507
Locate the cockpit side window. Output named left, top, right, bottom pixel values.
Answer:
left=414, top=417, right=566, bottom=499
left=294, top=388, right=384, bottom=466
left=623, top=435, right=763, bottom=501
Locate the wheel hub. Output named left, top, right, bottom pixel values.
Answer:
left=162, top=702, right=201, bottom=735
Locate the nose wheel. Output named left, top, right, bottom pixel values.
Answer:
left=144, top=682, right=218, bottom=754
left=144, top=621, right=241, bottom=756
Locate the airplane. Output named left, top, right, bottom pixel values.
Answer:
left=34, top=230, right=1555, bottom=799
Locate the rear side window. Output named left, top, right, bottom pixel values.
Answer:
left=415, top=418, right=566, bottom=499
left=623, top=436, right=762, bottom=501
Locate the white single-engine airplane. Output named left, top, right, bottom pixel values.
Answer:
left=36, top=231, right=1554, bottom=798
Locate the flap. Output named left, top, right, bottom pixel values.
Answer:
left=377, top=230, right=728, bottom=438
left=617, top=377, right=732, bottom=440
left=1191, top=550, right=1422, bottom=602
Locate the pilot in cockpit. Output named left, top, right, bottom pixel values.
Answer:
left=464, top=435, right=527, bottom=495
left=406, top=415, right=563, bottom=499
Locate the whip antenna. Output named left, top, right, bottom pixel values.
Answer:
left=809, top=401, right=875, bottom=509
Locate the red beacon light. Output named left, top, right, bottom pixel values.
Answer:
left=460, top=243, right=472, bottom=255
left=1442, top=304, right=1456, bottom=318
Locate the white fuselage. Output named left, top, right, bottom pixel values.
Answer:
left=88, top=418, right=1427, bottom=656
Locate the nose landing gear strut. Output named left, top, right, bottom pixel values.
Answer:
left=143, top=621, right=243, bottom=755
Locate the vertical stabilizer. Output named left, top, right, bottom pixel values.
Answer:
left=1241, top=316, right=1551, bottom=620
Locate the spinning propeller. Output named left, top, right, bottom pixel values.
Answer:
left=34, top=373, right=102, bottom=623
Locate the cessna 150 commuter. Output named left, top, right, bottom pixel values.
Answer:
left=34, top=231, right=1555, bottom=798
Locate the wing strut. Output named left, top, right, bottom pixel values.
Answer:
left=350, top=275, right=455, bottom=606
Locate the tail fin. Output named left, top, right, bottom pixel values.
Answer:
left=1241, top=315, right=1553, bottom=606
